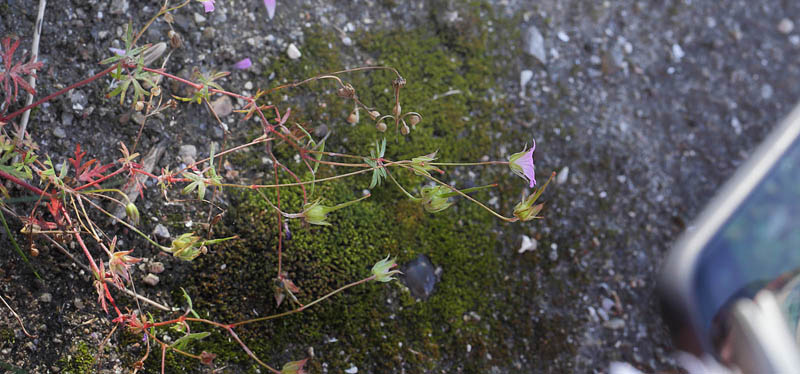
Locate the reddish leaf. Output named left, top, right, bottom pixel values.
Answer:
left=1, top=37, right=44, bottom=110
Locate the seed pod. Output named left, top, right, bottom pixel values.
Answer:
left=134, top=101, right=145, bottom=111
left=401, top=123, right=410, bottom=135
left=29, top=244, right=39, bottom=257
left=369, top=110, right=380, bottom=120
left=142, top=42, right=167, bottom=66
left=150, top=85, right=161, bottom=97
left=376, top=121, right=387, bottom=132
left=393, top=102, right=402, bottom=117
left=163, top=13, right=175, bottom=24
left=407, top=114, right=421, bottom=127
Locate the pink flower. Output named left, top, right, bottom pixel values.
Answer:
left=201, top=0, right=215, bottom=12
left=508, top=139, right=536, bottom=187
left=264, top=0, right=276, bottom=19
left=109, top=47, right=126, bottom=56
left=233, top=58, right=252, bottom=69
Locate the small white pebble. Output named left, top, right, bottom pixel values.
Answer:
left=287, top=43, right=302, bottom=60
left=557, top=31, right=570, bottom=42
left=345, top=365, right=358, bottom=374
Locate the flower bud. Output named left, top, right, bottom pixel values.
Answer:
left=369, top=110, right=380, bottom=120
left=393, top=102, right=402, bottom=117
left=410, top=151, right=442, bottom=177
left=168, top=30, right=183, bottom=49
left=372, top=255, right=401, bottom=282
left=401, top=123, right=410, bottom=135
left=418, top=186, right=454, bottom=213
left=346, top=107, right=359, bottom=124
left=407, top=114, right=421, bottom=127
left=281, top=358, right=308, bottom=374
left=512, top=171, right=554, bottom=221
left=514, top=200, right=545, bottom=221
left=376, top=121, right=387, bottom=132
left=169, top=232, right=202, bottom=253
left=150, top=85, right=161, bottom=97
left=301, top=194, right=371, bottom=226
left=125, top=203, right=140, bottom=225
left=302, top=200, right=331, bottom=226
left=134, top=101, right=145, bottom=111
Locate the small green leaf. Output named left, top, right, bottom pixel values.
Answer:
left=170, top=331, right=210, bottom=351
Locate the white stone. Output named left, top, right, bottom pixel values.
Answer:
left=557, top=31, right=570, bottom=42
left=519, top=70, right=533, bottom=97
left=557, top=166, right=569, bottom=184
left=287, top=43, right=302, bottom=60
left=778, top=18, right=794, bottom=34
left=524, top=25, right=547, bottom=64
left=518, top=235, right=537, bottom=253
left=143, top=273, right=160, bottom=286
left=671, top=43, right=685, bottom=61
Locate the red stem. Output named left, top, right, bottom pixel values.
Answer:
left=0, top=170, right=51, bottom=197
left=2, top=64, right=119, bottom=123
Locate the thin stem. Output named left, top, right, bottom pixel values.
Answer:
left=17, top=0, right=47, bottom=142
left=82, top=197, right=168, bottom=250
left=0, top=170, right=51, bottom=196
left=226, top=328, right=281, bottom=374
left=407, top=165, right=518, bottom=222
left=2, top=63, right=119, bottom=123
left=0, top=208, right=41, bottom=279
left=132, top=0, right=191, bottom=46
left=384, top=167, right=416, bottom=199
left=229, top=275, right=375, bottom=327
left=0, top=293, right=36, bottom=338
left=429, top=161, right=509, bottom=166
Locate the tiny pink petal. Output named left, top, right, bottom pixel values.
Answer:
left=202, top=0, right=215, bottom=13
left=264, top=0, right=276, bottom=19
left=517, top=148, right=536, bottom=187
left=233, top=58, right=252, bottom=69
left=109, top=47, right=126, bottom=56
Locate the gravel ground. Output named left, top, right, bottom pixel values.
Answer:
left=2, top=0, right=800, bottom=373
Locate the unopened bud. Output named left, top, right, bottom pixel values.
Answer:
left=401, top=123, right=410, bottom=135
left=125, top=203, right=140, bottom=225
left=134, top=101, right=145, bottom=111
left=407, top=114, right=421, bottom=127
left=150, top=85, right=161, bottom=96
left=346, top=107, right=359, bottom=124
left=168, top=30, right=182, bottom=49
left=336, top=84, right=356, bottom=99
left=369, top=110, right=380, bottom=120
left=371, top=255, right=401, bottom=282
left=376, top=121, right=387, bottom=132
left=393, top=102, right=402, bottom=117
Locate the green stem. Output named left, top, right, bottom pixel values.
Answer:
left=82, top=197, right=168, bottom=250
left=327, top=193, right=371, bottom=212
left=440, top=183, right=497, bottom=198
left=0, top=208, right=41, bottom=279
left=384, top=167, right=416, bottom=199
left=429, top=161, right=509, bottom=166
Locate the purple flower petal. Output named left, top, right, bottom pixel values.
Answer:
left=109, top=47, right=126, bottom=56
left=233, top=58, right=252, bottom=69
left=508, top=139, right=537, bottom=187
left=202, top=0, right=215, bottom=13
left=264, top=0, right=276, bottom=19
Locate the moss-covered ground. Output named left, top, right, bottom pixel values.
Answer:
left=139, top=3, right=571, bottom=373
